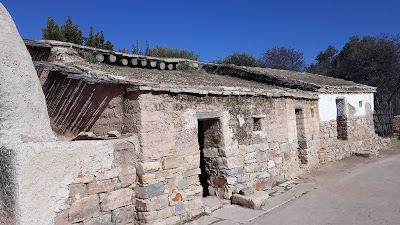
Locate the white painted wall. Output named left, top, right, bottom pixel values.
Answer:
left=318, top=93, right=374, bottom=122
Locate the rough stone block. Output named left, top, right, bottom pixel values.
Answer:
left=136, top=194, right=169, bottom=212
left=239, top=187, right=255, bottom=196
left=97, top=169, right=120, bottom=180
left=101, top=188, right=133, bottom=211
left=184, top=151, right=200, bottom=164
left=183, top=168, right=201, bottom=177
left=119, top=167, right=136, bottom=187
left=73, top=174, right=95, bottom=184
left=137, top=161, right=161, bottom=175
left=227, top=177, right=237, bottom=185
left=185, top=198, right=203, bottom=210
left=83, top=213, right=112, bottom=225
left=260, top=143, right=269, bottom=151
left=175, top=203, right=185, bottom=215
left=136, top=182, right=165, bottom=199
left=231, top=191, right=269, bottom=209
left=138, top=173, right=156, bottom=184
left=169, top=192, right=184, bottom=206
left=87, top=179, right=116, bottom=195
left=69, top=195, right=100, bottom=223
left=162, top=156, right=183, bottom=169
left=111, top=205, right=135, bottom=225
left=178, top=179, right=189, bottom=189
left=69, top=183, right=88, bottom=201
left=203, top=147, right=219, bottom=158
left=54, top=209, right=68, bottom=225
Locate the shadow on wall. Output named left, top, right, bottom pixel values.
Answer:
left=41, top=71, right=124, bottom=135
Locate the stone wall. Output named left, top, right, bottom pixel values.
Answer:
left=124, top=92, right=320, bottom=224
left=319, top=114, right=382, bottom=162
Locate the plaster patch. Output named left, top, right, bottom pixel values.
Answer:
left=237, top=114, right=245, bottom=127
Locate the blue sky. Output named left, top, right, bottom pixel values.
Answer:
left=2, top=0, right=400, bottom=64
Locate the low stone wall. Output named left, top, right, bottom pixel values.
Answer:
left=319, top=115, right=383, bottom=162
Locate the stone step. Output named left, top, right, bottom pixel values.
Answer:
left=231, top=191, right=269, bottom=209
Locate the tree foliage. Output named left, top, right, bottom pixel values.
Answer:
left=42, top=16, right=114, bottom=50
left=41, top=16, right=64, bottom=41
left=215, top=52, right=259, bottom=67
left=329, top=35, right=400, bottom=100
left=60, top=15, right=84, bottom=45
left=306, top=45, right=338, bottom=75
left=260, top=47, right=305, bottom=71
left=145, top=44, right=199, bottom=60
left=132, top=40, right=143, bottom=55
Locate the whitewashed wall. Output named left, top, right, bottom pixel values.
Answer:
left=318, top=93, right=374, bottom=122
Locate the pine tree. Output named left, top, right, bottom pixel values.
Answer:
left=41, top=16, right=64, bottom=41
left=60, top=15, right=84, bottom=45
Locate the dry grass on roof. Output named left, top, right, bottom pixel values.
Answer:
left=73, top=61, right=285, bottom=91
left=243, top=67, right=371, bottom=88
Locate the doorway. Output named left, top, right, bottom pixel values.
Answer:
left=295, top=108, right=307, bottom=164
left=336, top=99, right=348, bottom=140
left=197, top=118, right=222, bottom=197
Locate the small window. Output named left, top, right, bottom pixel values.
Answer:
left=253, top=118, right=262, bottom=131
left=359, top=101, right=363, bottom=108
left=311, top=108, right=315, bottom=117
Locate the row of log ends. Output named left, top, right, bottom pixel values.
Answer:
left=95, top=53, right=175, bottom=70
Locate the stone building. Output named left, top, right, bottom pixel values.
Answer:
left=0, top=4, right=386, bottom=225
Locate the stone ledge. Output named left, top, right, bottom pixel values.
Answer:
left=231, top=191, right=269, bottom=209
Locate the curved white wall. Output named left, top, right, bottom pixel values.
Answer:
left=318, top=93, right=374, bottom=122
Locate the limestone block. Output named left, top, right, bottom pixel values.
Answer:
left=185, top=198, right=203, bottom=210
left=185, top=185, right=202, bottom=197
left=184, top=151, right=200, bottom=164
left=227, top=177, right=237, bottom=185
left=188, top=175, right=199, bottom=186
left=175, top=203, right=185, bottom=215
left=137, top=207, right=174, bottom=222
left=83, top=213, right=112, bottom=225
left=260, top=143, right=269, bottom=151
left=162, top=156, right=183, bottom=169
left=69, top=183, right=88, bottom=201
left=137, top=161, right=161, bottom=175
left=73, top=174, right=95, bottom=184
left=203, top=147, right=219, bottom=158
left=118, top=167, right=136, bottom=188
left=101, top=188, right=133, bottom=211
left=136, top=182, right=165, bottom=199
left=111, top=205, right=135, bottom=225
left=69, top=195, right=100, bottom=223
left=97, top=169, right=120, bottom=180
left=136, top=195, right=169, bottom=212
left=231, top=192, right=269, bottom=209
left=224, top=156, right=244, bottom=169
left=168, top=192, right=184, bottom=206
left=87, top=179, right=116, bottom=195
left=183, top=168, right=201, bottom=178
left=138, top=173, right=156, bottom=184
left=178, top=179, right=189, bottom=189
left=212, top=177, right=227, bottom=187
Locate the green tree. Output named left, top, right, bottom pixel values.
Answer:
left=132, top=40, right=143, bottom=55
left=260, top=47, right=305, bottom=71
left=118, top=48, right=130, bottom=53
left=85, top=26, right=96, bottom=47
left=60, top=15, right=84, bottom=45
left=330, top=35, right=400, bottom=101
left=145, top=44, right=199, bottom=60
left=306, top=45, right=338, bottom=75
left=216, top=52, right=259, bottom=67
left=41, top=16, right=64, bottom=41
left=103, top=40, right=114, bottom=51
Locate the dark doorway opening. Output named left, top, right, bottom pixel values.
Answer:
left=336, top=99, right=348, bottom=140
left=295, top=108, right=308, bottom=164
left=197, top=118, right=222, bottom=197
